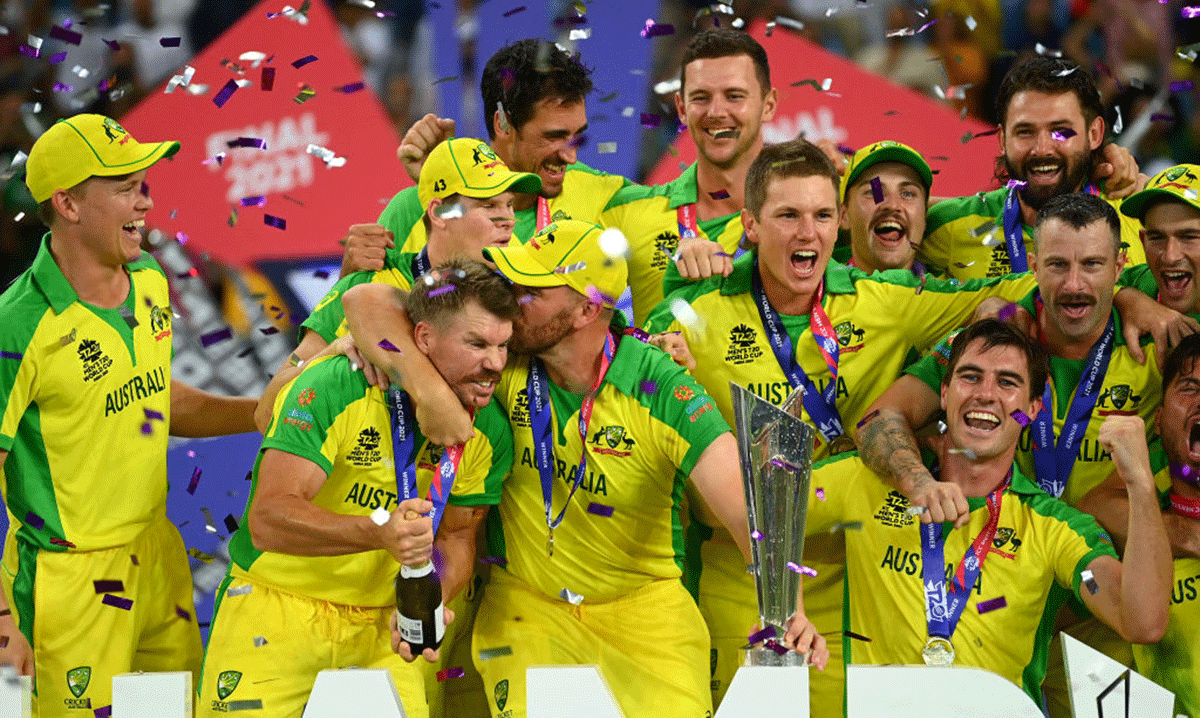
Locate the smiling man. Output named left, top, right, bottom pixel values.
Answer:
left=921, top=55, right=1148, bottom=280
left=1117, top=164, right=1200, bottom=321
left=839, top=141, right=933, bottom=274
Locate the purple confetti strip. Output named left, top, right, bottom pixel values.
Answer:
left=428, top=284, right=457, bottom=298
left=1050, top=128, right=1077, bottom=141
left=175, top=606, right=191, bottom=621
left=1011, top=409, right=1031, bottom=427
left=334, top=81, right=365, bottom=93
left=313, top=269, right=330, bottom=279
left=751, top=529, right=764, bottom=541
left=378, top=339, right=402, bottom=352
left=639, top=380, right=658, bottom=395
left=997, top=302, right=1017, bottom=323
left=504, top=5, right=527, bottom=16
left=816, top=487, right=826, bottom=501
left=1171, top=80, right=1194, bottom=92
left=641, top=20, right=675, bottom=37
left=187, top=467, right=202, bottom=495
left=586, top=502, right=615, bottom=517
left=870, top=176, right=884, bottom=204
left=49, top=24, right=83, bottom=45
left=144, top=408, right=164, bottom=422
left=1184, top=5, right=1200, bottom=17
left=747, top=625, right=777, bottom=644
left=228, top=137, right=267, bottom=149
left=708, top=189, right=731, bottom=200
left=787, top=561, right=819, bottom=577
left=213, top=79, right=239, bottom=107
left=0, top=351, right=22, bottom=360
left=263, top=214, right=287, bottom=230
left=1005, top=179, right=1028, bottom=189
left=103, top=38, right=121, bottom=50
left=24, top=511, right=44, bottom=530
left=259, top=326, right=280, bottom=335
left=261, top=66, right=275, bottom=91
left=140, top=422, right=152, bottom=435
left=292, top=54, right=318, bottom=68
left=1151, top=113, right=1176, bottom=123
left=159, top=37, right=181, bottom=47
left=200, top=327, right=233, bottom=347
left=640, top=113, right=661, bottom=128
left=479, top=556, right=508, bottom=567
left=836, top=143, right=855, bottom=155
left=437, top=667, right=466, bottom=681
left=240, top=195, right=267, bottom=207
left=49, top=51, right=67, bottom=64
left=769, top=457, right=805, bottom=473
left=53, top=82, right=74, bottom=92
left=102, top=594, right=133, bottom=610
left=18, top=45, right=39, bottom=59
left=94, top=707, right=112, bottom=718
left=1171, top=463, right=1194, bottom=481
left=976, top=596, right=1007, bottom=613
left=131, top=555, right=139, bottom=565
left=762, top=639, right=790, bottom=656
left=93, top=579, right=124, bottom=593
left=236, top=347, right=254, bottom=358
left=568, top=134, right=588, bottom=149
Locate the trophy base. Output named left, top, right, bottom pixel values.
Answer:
left=744, top=647, right=806, bottom=667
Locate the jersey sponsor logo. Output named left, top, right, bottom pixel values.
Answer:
left=510, top=388, right=532, bottom=427
left=588, top=425, right=636, bottom=457
left=673, top=385, right=694, bottom=402
left=834, top=321, right=866, bottom=353
left=1096, top=384, right=1142, bottom=416
left=297, top=388, right=316, bottom=407
left=344, top=482, right=398, bottom=512
left=874, top=491, right=916, bottom=528
left=78, top=338, right=113, bottom=382
left=519, top=448, right=608, bottom=495
left=103, top=367, right=167, bottom=416
left=149, top=304, right=172, bottom=341
left=348, top=427, right=383, bottom=466
left=282, top=408, right=313, bottom=431
left=66, top=666, right=90, bottom=698
left=725, top=323, right=764, bottom=365
left=494, top=679, right=510, bottom=714
left=688, top=398, right=716, bottom=422
left=1171, top=572, right=1200, bottom=604
left=651, top=231, right=678, bottom=271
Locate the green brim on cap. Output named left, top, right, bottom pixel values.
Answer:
left=482, top=245, right=567, bottom=288
left=1120, top=187, right=1200, bottom=220
left=843, top=146, right=933, bottom=200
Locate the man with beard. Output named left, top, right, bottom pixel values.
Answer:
left=784, top=319, right=1170, bottom=712
left=1117, top=164, right=1200, bottom=323
left=199, top=261, right=515, bottom=718
left=921, top=55, right=1148, bottom=281
left=339, top=39, right=628, bottom=275
left=1079, top=333, right=1200, bottom=718
left=856, top=193, right=1164, bottom=716
left=338, top=219, right=815, bottom=718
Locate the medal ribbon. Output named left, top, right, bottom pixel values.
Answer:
left=1170, top=492, right=1200, bottom=518
left=1001, top=183, right=1099, bottom=273
left=528, top=331, right=617, bottom=533
left=750, top=260, right=844, bottom=442
left=536, top=196, right=551, bottom=232
left=410, top=247, right=431, bottom=279
left=920, top=474, right=1009, bottom=642
left=1029, top=293, right=1116, bottom=497
left=386, top=387, right=466, bottom=535
left=677, top=203, right=699, bottom=240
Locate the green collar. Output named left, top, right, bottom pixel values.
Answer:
left=719, top=252, right=862, bottom=298
left=665, top=163, right=700, bottom=209
left=1015, top=286, right=1128, bottom=348
left=31, top=232, right=158, bottom=315
left=960, top=462, right=1044, bottom=511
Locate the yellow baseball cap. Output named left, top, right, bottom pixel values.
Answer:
left=418, top=137, right=541, bottom=208
left=840, top=140, right=932, bottom=202
left=1121, top=164, right=1200, bottom=220
left=483, top=220, right=628, bottom=307
left=25, top=114, right=180, bottom=203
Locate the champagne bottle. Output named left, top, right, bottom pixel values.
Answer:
left=394, top=560, right=445, bottom=654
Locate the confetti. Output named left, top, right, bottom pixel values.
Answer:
left=977, top=596, right=1007, bottom=613
left=906, top=505, right=928, bottom=516
left=264, top=214, right=287, bottom=230
left=176, top=606, right=192, bottom=621
left=228, top=137, right=268, bottom=149
left=201, top=507, right=219, bottom=534
left=751, top=530, right=764, bottom=541
left=293, top=84, right=316, bottom=104
left=52, top=83, right=74, bottom=93
left=597, top=142, right=618, bottom=154
left=188, top=548, right=216, bottom=563
left=23, top=511, right=44, bottom=530
left=159, top=37, right=181, bottom=47
left=949, top=447, right=978, bottom=459
left=1151, top=113, right=1176, bottom=123
left=953, top=262, right=975, bottom=268
left=870, top=176, right=884, bottom=204
left=227, top=700, right=264, bottom=711
left=1185, top=5, right=1200, bottom=17
left=259, top=326, right=280, bottom=335
left=95, top=706, right=112, bottom=718
left=261, top=66, right=275, bottom=91
left=213, top=79, right=239, bottom=107
left=762, top=639, right=790, bottom=655
left=200, top=327, right=233, bottom=348
left=227, top=584, right=253, bottom=597
left=1050, top=129, right=1076, bottom=141
left=478, top=646, right=513, bottom=661
left=433, top=76, right=459, bottom=85
left=0, top=351, right=22, bottom=360
left=334, top=81, right=364, bottom=93
left=769, top=456, right=805, bottom=473
left=48, top=51, right=66, bottom=64
left=292, top=54, right=318, bottom=68
left=787, top=561, right=818, bottom=577
left=504, top=5, right=527, bottom=16
left=479, top=556, right=508, bottom=567
left=709, top=189, right=731, bottom=200
left=18, top=44, right=39, bottom=59
left=428, top=285, right=456, bottom=298
left=378, top=339, right=402, bottom=352
left=240, top=195, right=267, bottom=207
left=641, top=19, right=675, bottom=37
left=669, top=297, right=704, bottom=331
left=202, top=152, right=226, bottom=167
left=102, top=594, right=133, bottom=610
left=103, top=38, right=121, bottom=50
left=830, top=521, right=864, bottom=532
left=49, top=538, right=76, bottom=549
left=638, top=379, right=658, bottom=395
left=94, top=579, right=124, bottom=593
left=1113, top=106, right=1123, bottom=134
left=1011, top=409, right=1031, bottom=427
left=306, top=144, right=346, bottom=168
left=49, top=24, right=82, bottom=45
left=253, top=635, right=268, bottom=647
left=559, top=588, right=585, bottom=604
left=1081, top=569, right=1099, bottom=594
left=747, top=626, right=776, bottom=645
left=640, top=113, right=662, bottom=128
left=997, top=302, right=1017, bottom=322
left=815, top=488, right=826, bottom=501
left=1170, top=80, right=1194, bottom=92
left=437, top=667, right=465, bottom=681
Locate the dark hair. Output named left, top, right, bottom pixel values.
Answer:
left=1163, top=333, right=1200, bottom=390
left=679, top=28, right=771, bottom=97
left=995, top=55, right=1105, bottom=129
left=1033, top=192, right=1121, bottom=255
left=403, top=258, right=519, bottom=328
left=744, top=139, right=839, bottom=218
left=480, top=39, right=594, bottom=141
left=943, top=319, right=1049, bottom=401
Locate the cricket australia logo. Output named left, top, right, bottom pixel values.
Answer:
left=78, top=338, right=112, bottom=382
left=874, top=490, right=916, bottom=528
left=992, top=527, right=1022, bottom=557
left=725, top=323, right=763, bottom=365
left=529, top=225, right=557, bottom=250
left=588, top=425, right=636, bottom=456
left=216, top=670, right=242, bottom=701
left=149, top=304, right=172, bottom=341
left=834, top=321, right=865, bottom=352
left=348, top=427, right=383, bottom=467
left=471, top=142, right=499, bottom=165
left=1098, top=384, right=1142, bottom=415
left=67, top=666, right=91, bottom=698
left=551, top=209, right=570, bottom=222
left=494, top=679, right=509, bottom=711
left=418, top=443, right=444, bottom=471
left=651, top=231, right=679, bottom=270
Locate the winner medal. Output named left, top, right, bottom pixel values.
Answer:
left=922, top=637, right=955, bottom=666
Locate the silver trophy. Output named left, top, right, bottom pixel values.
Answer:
left=730, top=382, right=815, bottom=667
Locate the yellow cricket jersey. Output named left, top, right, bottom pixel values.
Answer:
left=0, top=235, right=174, bottom=554
left=300, top=251, right=422, bottom=343
left=807, top=453, right=1117, bottom=705
left=600, top=163, right=744, bottom=323
left=905, top=287, right=1165, bottom=508
left=487, top=333, right=731, bottom=604
left=921, top=188, right=1147, bottom=281
left=1131, top=472, right=1200, bottom=718
left=228, top=354, right=512, bottom=607
left=377, top=161, right=629, bottom=262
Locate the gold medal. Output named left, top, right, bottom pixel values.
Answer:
left=828, top=434, right=856, bottom=456
left=922, top=637, right=955, bottom=666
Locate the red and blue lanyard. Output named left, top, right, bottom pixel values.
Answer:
left=387, top=387, right=465, bottom=535
left=410, top=247, right=431, bottom=279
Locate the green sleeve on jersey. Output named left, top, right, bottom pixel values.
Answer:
left=601, top=181, right=663, bottom=212
left=376, top=187, right=424, bottom=270
left=638, top=346, right=731, bottom=475
left=924, top=192, right=998, bottom=236
left=300, top=270, right=376, bottom=343
left=1117, top=264, right=1159, bottom=297
left=904, top=330, right=958, bottom=393
left=449, top=400, right=512, bottom=507
left=0, top=283, right=47, bottom=449
left=262, top=355, right=368, bottom=475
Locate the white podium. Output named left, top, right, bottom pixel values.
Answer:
left=111, top=671, right=192, bottom=717
left=527, top=666, right=622, bottom=718
left=846, top=664, right=1045, bottom=718
left=301, top=668, right=407, bottom=718
left=1061, top=634, right=1176, bottom=718
left=0, top=667, right=31, bottom=718
left=717, top=665, right=810, bottom=717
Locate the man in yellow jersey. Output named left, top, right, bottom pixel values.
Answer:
left=643, top=138, right=1036, bottom=714
left=0, top=114, right=258, bottom=717
left=1078, top=333, right=1200, bottom=717
left=341, top=39, right=628, bottom=274
left=783, top=319, right=1171, bottom=710
left=254, top=137, right=540, bottom=431
left=599, top=28, right=776, bottom=322
left=839, top=141, right=932, bottom=275
left=857, top=193, right=1164, bottom=715
left=921, top=55, right=1148, bottom=281
left=199, top=261, right=516, bottom=718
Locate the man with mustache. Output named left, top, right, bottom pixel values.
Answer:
left=839, top=141, right=933, bottom=275
left=199, top=261, right=516, bottom=718
left=921, top=55, right=1148, bottom=281
left=857, top=192, right=1163, bottom=716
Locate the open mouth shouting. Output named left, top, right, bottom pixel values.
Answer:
left=1056, top=293, right=1096, bottom=321
left=1159, top=267, right=1194, bottom=303
left=790, top=249, right=819, bottom=278
left=122, top=218, right=145, bottom=241
left=1188, top=417, right=1200, bottom=463
left=870, top=216, right=908, bottom=249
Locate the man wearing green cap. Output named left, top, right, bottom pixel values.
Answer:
left=0, top=114, right=257, bottom=716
